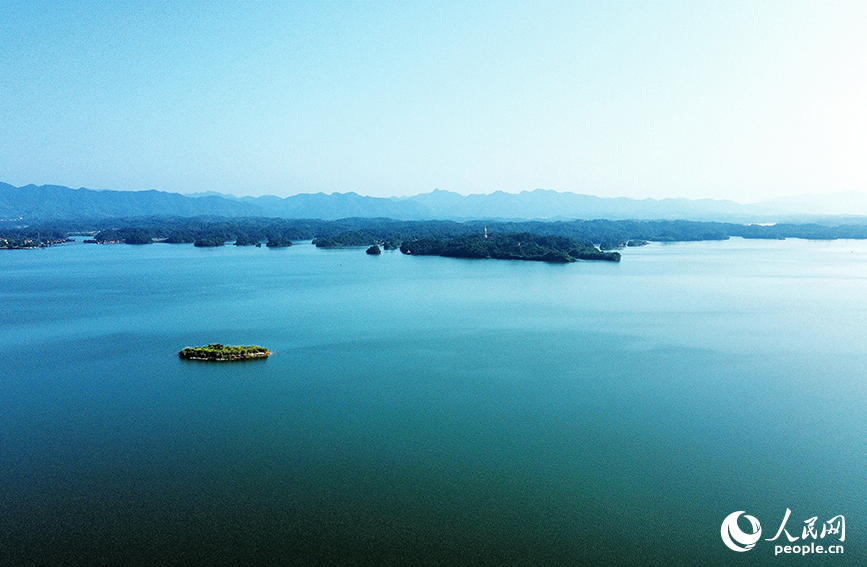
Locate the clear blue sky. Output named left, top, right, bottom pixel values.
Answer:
left=1, top=1, right=865, bottom=201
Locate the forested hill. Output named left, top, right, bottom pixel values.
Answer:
left=4, top=182, right=867, bottom=223
left=399, top=233, right=621, bottom=262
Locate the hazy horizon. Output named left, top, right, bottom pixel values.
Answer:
left=2, top=2, right=865, bottom=202
left=7, top=181, right=867, bottom=209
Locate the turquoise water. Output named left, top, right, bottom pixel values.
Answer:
left=1, top=238, right=865, bottom=566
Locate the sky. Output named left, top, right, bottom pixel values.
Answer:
left=1, top=1, right=866, bottom=202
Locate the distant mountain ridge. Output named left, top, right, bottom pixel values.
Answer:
left=2, top=182, right=866, bottom=223
left=0, top=183, right=263, bottom=220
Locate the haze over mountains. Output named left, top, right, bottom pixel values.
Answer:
left=2, top=182, right=867, bottom=223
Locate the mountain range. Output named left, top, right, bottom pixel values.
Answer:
left=2, top=182, right=867, bottom=223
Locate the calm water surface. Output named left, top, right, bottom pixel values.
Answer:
left=1, top=238, right=865, bottom=566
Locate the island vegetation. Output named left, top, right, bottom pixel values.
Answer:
left=194, top=236, right=225, bottom=247
left=178, top=344, right=270, bottom=361
left=266, top=235, right=293, bottom=247
left=233, top=233, right=259, bottom=246
left=4, top=216, right=867, bottom=254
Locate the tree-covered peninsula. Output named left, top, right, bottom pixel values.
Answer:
left=400, top=233, right=620, bottom=262
left=178, top=344, right=270, bottom=361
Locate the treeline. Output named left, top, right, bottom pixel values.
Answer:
left=4, top=216, right=867, bottom=250
left=310, top=219, right=474, bottom=249
left=82, top=217, right=326, bottom=246
left=0, top=226, right=70, bottom=248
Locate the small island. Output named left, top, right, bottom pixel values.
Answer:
left=178, top=344, right=270, bottom=361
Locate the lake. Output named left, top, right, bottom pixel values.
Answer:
left=1, top=238, right=865, bottom=566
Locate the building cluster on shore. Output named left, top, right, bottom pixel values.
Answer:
left=0, top=236, right=73, bottom=249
